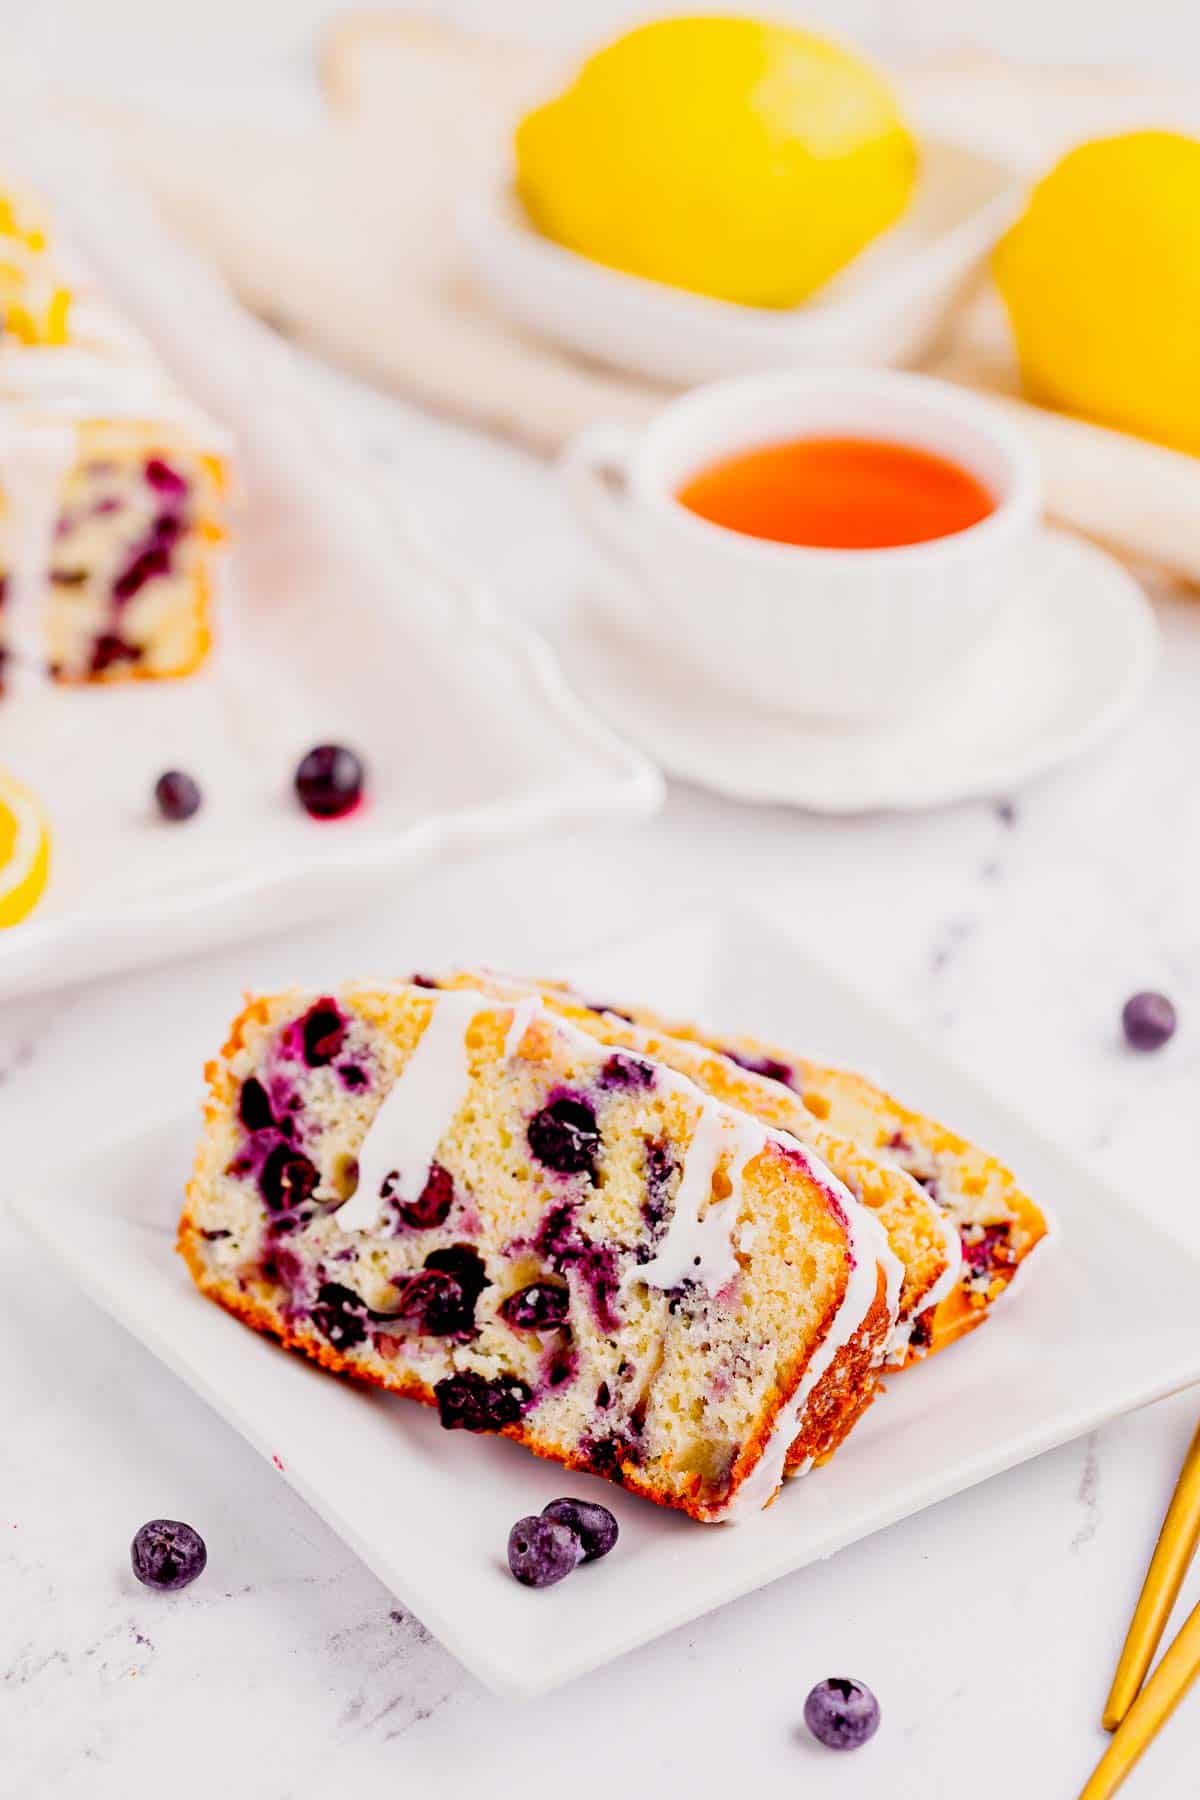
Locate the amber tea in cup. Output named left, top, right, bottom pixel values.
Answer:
left=676, top=435, right=996, bottom=550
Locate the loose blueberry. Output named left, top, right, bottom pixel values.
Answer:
left=527, top=1096, right=600, bottom=1177
left=260, top=1144, right=320, bottom=1213
left=434, top=1370, right=530, bottom=1432
left=130, top=1519, right=207, bottom=1591
left=507, top=1514, right=583, bottom=1588
left=500, top=1282, right=570, bottom=1332
left=1122, top=991, right=1177, bottom=1051
left=154, top=770, right=202, bottom=823
left=295, top=743, right=365, bottom=820
left=238, top=1077, right=276, bottom=1133
left=301, top=1000, right=346, bottom=1066
left=541, top=1496, right=618, bottom=1562
left=803, top=1678, right=881, bottom=1751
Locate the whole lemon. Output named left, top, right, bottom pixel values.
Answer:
left=994, top=131, right=1200, bottom=453
left=514, top=17, right=917, bottom=308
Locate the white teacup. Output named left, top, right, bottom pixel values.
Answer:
left=561, top=369, right=1041, bottom=723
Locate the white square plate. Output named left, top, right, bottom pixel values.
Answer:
left=0, top=128, right=659, bottom=1002
left=12, top=908, right=1200, bottom=1697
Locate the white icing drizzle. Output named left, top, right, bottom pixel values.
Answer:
left=635, top=1103, right=765, bottom=1297
left=335, top=989, right=492, bottom=1235
left=503, top=993, right=542, bottom=1060
left=0, top=344, right=229, bottom=447
left=0, top=417, right=72, bottom=696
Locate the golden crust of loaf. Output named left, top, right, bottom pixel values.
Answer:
left=180, top=984, right=896, bottom=1522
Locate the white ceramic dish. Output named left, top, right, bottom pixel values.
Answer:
left=461, top=138, right=1021, bottom=388
left=12, top=906, right=1200, bottom=1698
left=562, top=369, right=1041, bottom=721
left=0, top=133, right=660, bottom=1002
left=551, top=527, right=1157, bottom=812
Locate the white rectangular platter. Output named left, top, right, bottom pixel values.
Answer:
left=12, top=907, right=1200, bottom=1697
left=0, top=128, right=658, bottom=1000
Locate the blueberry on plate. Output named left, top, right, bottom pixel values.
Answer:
left=803, top=1677, right=880, bottom=1751
left=1122, top=991, right=1177, bottom=1051
left=154, top=769, right=202, bottom=822
left=130, top=1519, right=207, bottom=1591
left=294, top=743, right=365, bottom=820
left=542, top=1496, right=618, bottom=1562
left=507, top=1515, right=584, bottom=1588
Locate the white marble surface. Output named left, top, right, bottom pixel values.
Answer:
left=7, top=9, right=1200, bottom=1796
left=7, top=348, right=1200, bottom=1800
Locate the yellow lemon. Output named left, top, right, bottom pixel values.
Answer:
left=994, top=131, right=1200, bottom=453
left=0, top=769, right=51, bottom=928
left=514, top=17, right=917, bottom=307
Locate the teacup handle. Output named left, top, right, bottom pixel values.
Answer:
left=560, top=423, right=643, bottom=566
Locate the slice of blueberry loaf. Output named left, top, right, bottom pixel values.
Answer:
left=546, top=990, right=1051, bottom=1362
left=431, top=970, right=959, bottom=1367
left=0, top=179, right=228, bottom=697
left=180, top=984, right=900, bottom=1521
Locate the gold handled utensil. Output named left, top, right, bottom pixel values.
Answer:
left=1080, top=1599, right=1200, bottom=1799
left=1103, top=1420, right=1200, bottom=1730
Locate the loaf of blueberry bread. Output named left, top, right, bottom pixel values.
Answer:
left=180, top=983, right=901, bottom=1521
left=0, top=182, right=228, bottom=696
left=543, top=989, right=1051, bottom=1361
left=429, top=970, right=960, bottom=1367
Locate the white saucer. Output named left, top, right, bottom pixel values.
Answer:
left=551, top=528, right=1158, bottom=812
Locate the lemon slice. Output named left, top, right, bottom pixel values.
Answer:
left=0, top=770, right=51, bottom=928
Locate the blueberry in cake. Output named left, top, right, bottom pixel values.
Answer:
left=430, top=970, right=961, bottom=1367
left=540, top=989, right=1052, bottom=1362
left=0, top=183, right=228, bottom=697
left=180, top=983, right=902, bottom=1521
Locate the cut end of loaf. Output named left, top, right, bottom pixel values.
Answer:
left=181, top=981, right=894, bottom=1521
